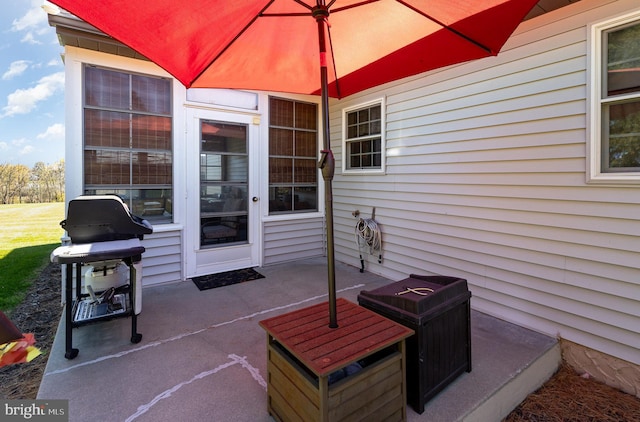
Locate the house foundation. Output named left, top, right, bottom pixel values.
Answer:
left=561, top=338, right=640, bottom=398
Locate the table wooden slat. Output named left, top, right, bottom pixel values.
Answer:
left=281, top=305, right=372, bottom=350
left=260, top=298, right=414, bottom=376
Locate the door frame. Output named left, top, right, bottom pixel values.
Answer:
left=184, top=106, right=262, bottom=278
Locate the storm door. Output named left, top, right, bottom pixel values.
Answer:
left=186, top=108, right=259, bottom=278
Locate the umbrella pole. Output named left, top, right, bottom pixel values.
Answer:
left=321, top=148, right=337, bottom=329
left=314, top=3, right=337, bottom=328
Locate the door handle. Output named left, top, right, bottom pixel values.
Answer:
left=252, top=197, right=259, bottom=202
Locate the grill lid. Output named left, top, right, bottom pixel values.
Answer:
left=61, top=195, right=153, bottom=244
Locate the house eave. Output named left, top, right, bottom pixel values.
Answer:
left=48, top=13, right=149, bottom=61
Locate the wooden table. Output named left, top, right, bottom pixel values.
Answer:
left=259, top=298, right=414, bottom=422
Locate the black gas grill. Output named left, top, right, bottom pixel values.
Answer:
left=51, top=195, right=153, bottom=359
left=61, top=195, right=153, bottom=243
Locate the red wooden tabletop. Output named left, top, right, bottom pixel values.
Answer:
left=259, top=298, right=414, bottom=376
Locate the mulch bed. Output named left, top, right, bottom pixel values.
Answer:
left=2, top=262, right=640, bottom=422
left=504, top=363, right=640, bottom=421
left=1, top=262, right=62, bottom=399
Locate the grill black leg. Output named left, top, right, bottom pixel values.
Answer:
left=131, top=313, right=142, bottom=343
left=64, top=263, right=79, bottom=359
left=128, top=261, right=142, bottom=344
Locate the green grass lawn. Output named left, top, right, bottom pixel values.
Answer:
left=0, top=202, right=65, bottom=313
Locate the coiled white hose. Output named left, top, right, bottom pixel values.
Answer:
left=355, top=217, right=382, bottom=272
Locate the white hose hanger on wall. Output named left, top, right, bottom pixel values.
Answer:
left=354, top=207, right=382, bottom=273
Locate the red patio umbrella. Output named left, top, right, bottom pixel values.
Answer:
left=49, top=0, right=538, bottom=327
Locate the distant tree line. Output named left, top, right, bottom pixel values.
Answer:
left=0, top=160, right=65, bottom=204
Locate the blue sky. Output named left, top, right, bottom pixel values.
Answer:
left=0, top=0, right=65, bottom=168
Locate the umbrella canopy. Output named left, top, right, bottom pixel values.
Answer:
left=50, top=0, right=537, bottom=98
left=49, top=0, right=538, bottom=327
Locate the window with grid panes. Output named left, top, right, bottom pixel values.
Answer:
left=268, top=97, right=318, bottom=214
left=344, top=101, right=383, bottom=172
left=589, top=13, right=640, bottom=182
left=83, top=65, right=173, bottom=222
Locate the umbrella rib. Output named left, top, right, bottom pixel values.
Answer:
left=325, top=18, right=341, bottom=98
left=260, top=12, right=309, bottom=16
left=294, top=0, right=313, bottom=11
left=259, top=1, right=312, bottom=17
left=260, top=0, right=313, bottom=15
left=330, top=0, right=379, bottom=14
left=261, top=1, right=379, bottom=16
left=191, top=0, right=285, bottom=84
left=395, top=0, right=494, bottom=55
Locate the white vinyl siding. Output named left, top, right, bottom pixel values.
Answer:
left=330, top=0, right=640, bottom=365
left=263, top=217, right=324, bottom=265
left=141, top=228, right=182, bottom=286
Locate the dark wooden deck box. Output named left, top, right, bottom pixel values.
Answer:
left=358, top=275, right=472, bottom=414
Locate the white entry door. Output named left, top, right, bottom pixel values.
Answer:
left=185, top=107, right=260, bottom=278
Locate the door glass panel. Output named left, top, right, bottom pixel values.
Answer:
left=200, top=121, right=248, bottom=248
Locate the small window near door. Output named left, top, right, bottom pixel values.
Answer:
left=343, top=99, right=385, bottom=173
left=589, top=12, right=640, bottom=182
left=602, top=20, right=640, bottom=172
left=268, top=97, right=318, bottom=214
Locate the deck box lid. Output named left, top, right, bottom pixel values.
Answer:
left=358, top=275, right=470, bottom=316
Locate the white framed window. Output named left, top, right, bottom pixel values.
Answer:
left=83, top=65, right=173, bottom=222
left=268, top=96, right=318, bottom=214
left=342, top=98, right=385, bottom=174
left=588, top=11, right=640, bottom=184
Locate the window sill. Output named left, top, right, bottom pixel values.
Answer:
left=264, top=211, right=323, bottom=222
left=147, top=222, right=183, bottom=232
left=342, top=169, right=385, bottom=175
left=587, top=172, right=640, bottom=185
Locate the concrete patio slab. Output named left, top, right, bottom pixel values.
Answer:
left=38, top=257, right=559, bottom=421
